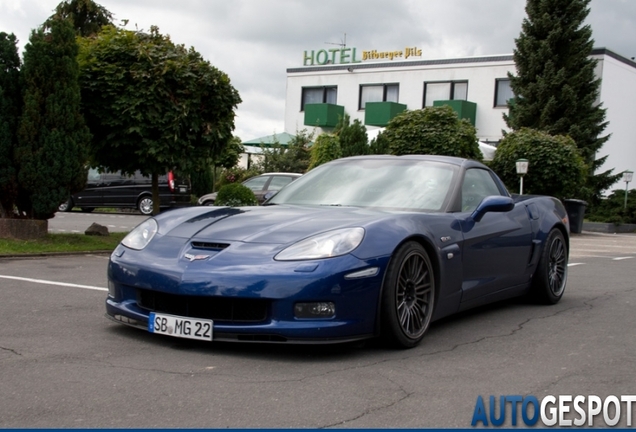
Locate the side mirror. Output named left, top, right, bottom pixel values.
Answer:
left=263, top=190, right=278, bottom=202
left=471, top=196, right=514, bottom=222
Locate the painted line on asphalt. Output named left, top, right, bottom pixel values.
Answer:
left=568, top=263, right=585, bottom=267
left=0, top=274, right=107, bottom=292
left=613, top=256, right=634, bottom=261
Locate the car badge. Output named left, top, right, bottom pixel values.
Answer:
left=184, top=253, right=210, bottom=262
left=440, top=236, right=452, bottom=242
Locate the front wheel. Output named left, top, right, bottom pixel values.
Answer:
left=381, top=241, right=435, bottom=348
left=137, top=196, right=154, bottom=215
left=532, top=229, right=568, bottom=304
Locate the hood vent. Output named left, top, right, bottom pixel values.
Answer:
left=191, top=241, right=230, bottom=251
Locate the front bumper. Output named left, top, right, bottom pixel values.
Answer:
left=106, top=242, right=388, bottom=344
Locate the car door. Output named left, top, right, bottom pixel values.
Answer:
left=72, top=168, right=103, bottom=207
left=458, top=168, right=534, bottom=304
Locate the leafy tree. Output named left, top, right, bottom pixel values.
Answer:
left=257, top=130, right=312, bottom=173
left=308, top=133, right=341, bottom=170
left=15, top=19, right=91, bottom=220
left=78, top=25, right=241, bottom=214
left=334, top=114, right=368, bottom=157
left=490, top=128, right=587, bottom=199
left=0, top=33, right=21, bottom=218
left=48, top=0, right=113, bottom=37
left=505, top=0, right=618, bottom=202
left=385, top=106, right=482, bottom=160
left=190, top=136, right=243, bottom=197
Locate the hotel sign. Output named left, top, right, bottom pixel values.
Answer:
left=303, top=46, right=423, bottom=66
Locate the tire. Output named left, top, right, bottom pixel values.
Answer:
left=137, top=196, right=154, bottom=215
left=203, top=200, right=215, bottom=206
left=58, top=198, right=73, bottom=212
left=532, top=229, right=568, bottom=304
left=381, top=241, right=435, bottom=348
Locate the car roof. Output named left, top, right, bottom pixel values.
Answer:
left=334, top=154, right=488, bottom=169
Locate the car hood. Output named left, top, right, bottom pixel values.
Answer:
left=157, top=205, right=390, bottom=245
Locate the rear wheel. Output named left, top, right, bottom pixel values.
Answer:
left=137, top=196, right=154, bottom=215
left=58, top=198, right=73, bottom=212
left=532, top=229, right=568, bottom=304
left=381, top=241, right=435, bottom=348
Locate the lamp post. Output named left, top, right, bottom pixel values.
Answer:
left=516, top=159, right=529, bottom=195
left=623, top=170, right=633, bottom=209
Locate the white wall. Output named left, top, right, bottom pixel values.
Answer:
left=595, top=54, right=636, bottom=190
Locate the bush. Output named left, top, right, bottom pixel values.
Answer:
left=215, top=183, right=257, bottom=207
left=586, top=189, right=636, bottom=224
left=490, top=128, right=587, bottom=199
left=384, top=106, right=482, bottom=160
left=215, top=166, right=261, bottom=190
left=308, top=133, right=341, bottom=170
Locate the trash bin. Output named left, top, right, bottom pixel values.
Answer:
left=563, top=199, right=588, bottom=234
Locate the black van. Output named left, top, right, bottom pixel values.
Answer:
left=58, top=168, right=191, bottom=215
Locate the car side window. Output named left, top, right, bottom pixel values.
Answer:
left=267, top=176, right=295, bottom=191
left=461, top=168, right=503, bottom=212
left=243, top=176, right=269, bottom=191
left=87, top=168, right=101, bottom=182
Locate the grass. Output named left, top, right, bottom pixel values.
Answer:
left=0, top=232, right=128, bottom=256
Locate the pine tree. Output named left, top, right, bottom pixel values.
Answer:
left=16, top=18, right=91, bottom=219
left=334, top=114, right=369, bottom=157
left=505, top=0, right=619, bottom=203
left=0, top=33, right=21, bottom=218
left=48, top=0, right=113, bottom=37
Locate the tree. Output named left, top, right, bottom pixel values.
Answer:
left=490, top=128, right=587, bottom=199
left=334, top=114, right=368, bottom=157
left=505, top=0, right=618, bottom=203
left=48, top=0, right=113, bottom=37
left=78, top=25, right=241, bottom=214
left=0, top=33, right=21, bottom=218
left=257, top=130, right=312, bottom=173
left=15, top=19, right=91, bottom=220
left=308, top=133, right=341, bottom=170
left=385, top=106, right=482, bottom=160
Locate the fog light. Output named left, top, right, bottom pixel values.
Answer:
left=108, top=280, right=116, bottom=298
left=294, top=302, right=336, bottom=318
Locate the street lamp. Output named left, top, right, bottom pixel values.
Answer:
left=622, top=170, right=633, bottom=209
left=516, top=158, right=529, bottom=195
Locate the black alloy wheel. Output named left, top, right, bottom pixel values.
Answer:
left=532, top=228, right=568, bottom=304
left=381, top=241, right=435, bottom=348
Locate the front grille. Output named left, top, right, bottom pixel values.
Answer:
left=137, top=289, right=268, bottom=323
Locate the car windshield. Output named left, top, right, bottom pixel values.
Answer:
left=269, top=158, right=457, bottom=211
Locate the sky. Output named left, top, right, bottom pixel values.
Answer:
left=1, top=0, right=635, bottom=142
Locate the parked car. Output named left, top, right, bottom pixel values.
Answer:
left=197, top=172, right=302, bottom=205
left=58, top=168, right=190, bottom=215
left=106, top=155, right=569, bottom=348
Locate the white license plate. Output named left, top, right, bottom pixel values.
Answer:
left=148, top=312, right=213, bottom=341
left=179, top=187, right=186, bottom=193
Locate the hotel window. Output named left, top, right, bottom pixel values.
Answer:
left=494, top=79, right=514, bottom=107
left=301, top=86, right=337, bottom=110
left=359, top=84, right=399, bottom=109
left=423, top=81, right=468, bottom=107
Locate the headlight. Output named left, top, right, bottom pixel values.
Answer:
left=121, top=218, right=158, bottom=250
left=275, top=227, right=365, bottom=261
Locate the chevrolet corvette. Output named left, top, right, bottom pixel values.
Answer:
left=106, top=155, right=569, bottom=348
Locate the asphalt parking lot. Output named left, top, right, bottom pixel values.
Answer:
left=0, top=231, right=635, bottom=428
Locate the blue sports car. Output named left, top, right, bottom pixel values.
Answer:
left=106, top=155, right=569, bottom=348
